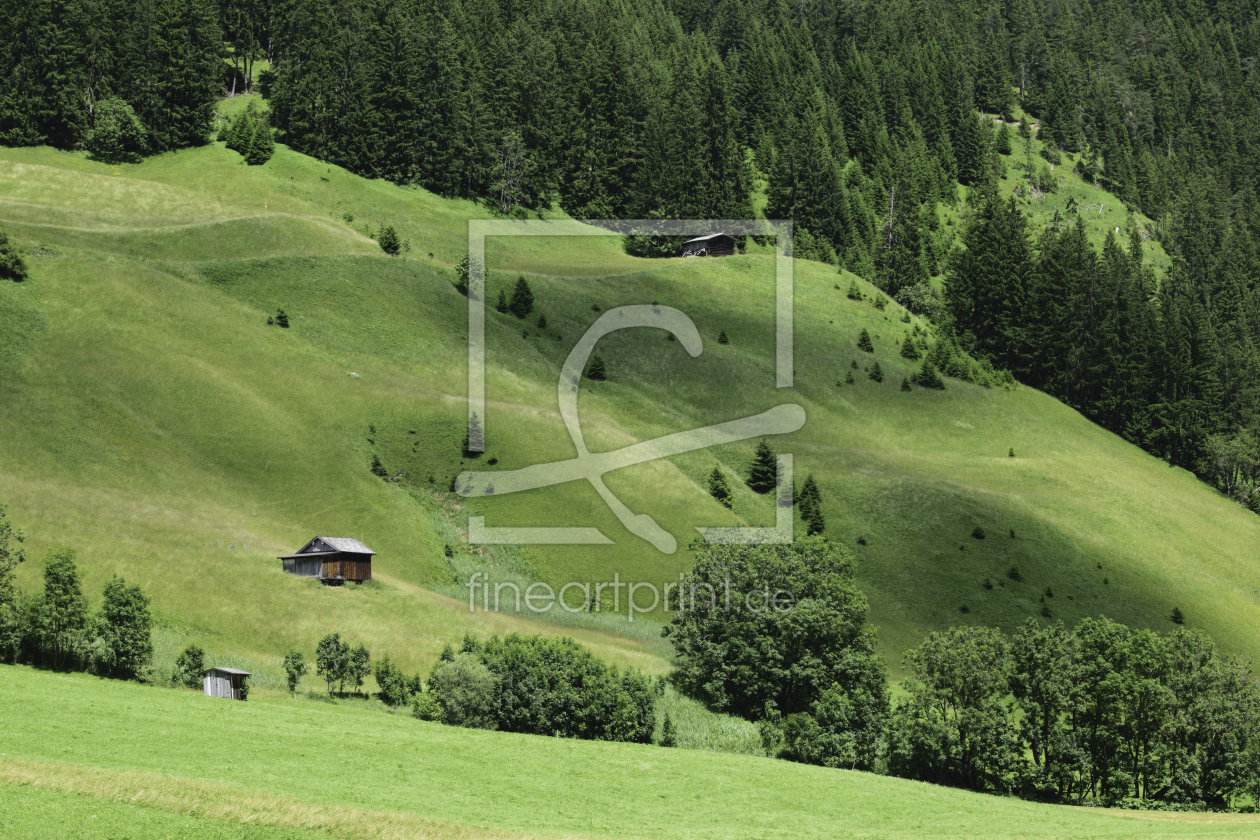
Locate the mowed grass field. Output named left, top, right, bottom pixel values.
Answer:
left=5, top=666, right=1260, bottom=840
left=0, top=131, right=1259, bottom=686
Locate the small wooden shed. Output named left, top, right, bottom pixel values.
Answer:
left=203, top=666, right=251, bottom=700
left=279, top=536, right=375, bottom=584
left=682, top=233, right=735, bottom=257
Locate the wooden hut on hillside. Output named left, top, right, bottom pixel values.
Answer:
left=682, top=233, right=735, bottom=257
left=203, top=666, right=250, bottom=700
left=279, top=536, right=375, bottom=584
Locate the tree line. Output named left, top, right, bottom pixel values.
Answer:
left=0, top=506, right=153, bottom=680
left=668, top=535, right=1260, bottom=810
left=10, top=0, right=1260, bottom=502
left=275, top=628, right=657, bottom=744
left=948, top=182, right=1260, bottom=505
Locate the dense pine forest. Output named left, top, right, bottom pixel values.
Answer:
left=6, top=0, right=1260, bottom=501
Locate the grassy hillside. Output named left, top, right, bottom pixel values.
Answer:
left=5, top=666, right=1260, bottom=840
left=1, top=132, right=1259, bottom=685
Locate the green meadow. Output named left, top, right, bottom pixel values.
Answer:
left=4, top=666, right=1260, bottom=840
left=1, top=134, right=1260, bottom=685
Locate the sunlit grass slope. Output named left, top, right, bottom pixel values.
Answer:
left=5, top=666, right=1260, bottom=840
left=0, top=135, right=1258, bottom=681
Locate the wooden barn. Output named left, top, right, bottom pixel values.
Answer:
left=279, top=536, right=376, bottom=584
left=203, top=666, right=250, bottom=700
left=682, top=233, right=735, bottom=257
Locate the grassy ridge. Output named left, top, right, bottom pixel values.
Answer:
left=0, top=139, right=1259, bottom=683
left=5, top=666, right=1260, bottom=840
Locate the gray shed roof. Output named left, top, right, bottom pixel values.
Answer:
left=205, top=667, right=252, bottom=676
left=684, top=233, right=732, bottom=243
left=315, top=536, right=376, bottom=555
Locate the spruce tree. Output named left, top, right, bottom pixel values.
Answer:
left=912, top=360, right=946, bottom=389
left=748, top=440, right=777, bottom=494
left=718, top=330, right=729, bottom=345
left=901, top=337, right=921, bottom=360
left=857, top=329, right=874, bottom=353
left=509, top=276, right=534, bottom=318
left=798, top=474, right=823, bottom=535
left=661, top=712, right=677, bottom=747
left=707, top=467, right=733, bottom=509
left=869, top=361, right=883, bottom=382
left=994, top=123, right=1013, bottom=156
left=0, top=229, right=28, bottom=282
left=245, top=118, right=274, bottom=165
left=587, top=355, right=607, bottom=381
left=496, top=290, right=509, bottom=314
left=378, top=225, right=401, bottom=256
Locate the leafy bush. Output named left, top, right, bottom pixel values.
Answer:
left=91, top=575, right=152, bottom=679
left=766, top=681, right=890, bottom=770
left=479, top=634, right=655, bottom=742
left=427, top=652, right=497, bottom=729
left=345, top=643, right=371, bottom=695
left=426, top=635, right=656, bottom=742
left=283, top=648, right=308, bottom=694
left=174, top=644, right=206, bottom=689
left=664, top=536, right=889, bottom=769
left=31, top=549, right=89, bottom=670
left=316, top=633, right=349, bottom=695
left=85, top=99, right=147, bottom=162
left=411, top=690, right=442, bottom=721
left=0, top=505, right=26, bottom=661
left=374, top=654, right=421, bottom=706
left=888, top=626, right=1023, bottom=792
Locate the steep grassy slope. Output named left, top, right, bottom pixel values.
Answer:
left=5, top=666, right=1260, bottom=840
left=1, top=137, right=1259, bottom=682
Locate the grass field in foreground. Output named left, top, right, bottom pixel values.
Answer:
left=4, top=666, right=1260, bottom=840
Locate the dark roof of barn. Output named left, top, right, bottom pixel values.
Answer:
left=278, top=536, right=376, bottom=561
left=315, top=536, right=376, bottom=554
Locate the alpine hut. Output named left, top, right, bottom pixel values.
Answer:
left=279, top=536, right=375, bottom=584
left=682, top=233, right=735, bottom=257
left=203, top=666, right=251, bottom=700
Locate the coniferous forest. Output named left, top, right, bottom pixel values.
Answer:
left=6, top=0, right=1260, bottom=498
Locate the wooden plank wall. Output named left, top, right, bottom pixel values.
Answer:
left=204, top=673, right=235, bottom=699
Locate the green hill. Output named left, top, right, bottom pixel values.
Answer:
left=1, top=137, right=1259, bottom=687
